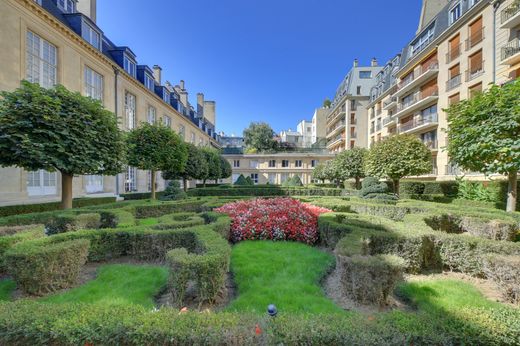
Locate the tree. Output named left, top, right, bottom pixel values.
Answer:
left=445, top=80, right=520, bottom=212
left=127, top=122, right=187, bottom=200
left=312, top=163, right=328, bottom=183
left=365, top=134, right=432, bottom=196
left=323, top=98, right=331, bottom=109
left=163, top=143, right=207, bottom=192
left=219, top=156, right=232, bottom=183
left=0, top=81, right=125, bottom=209
left=243, top=122, right=278, bottom=152
left=333, top=147, right=367, bottom=189
left=200, top=148, right=221, bottom=187
left=323, top=160, right=341, bottom=187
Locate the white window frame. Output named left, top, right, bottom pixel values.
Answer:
left=163, top=115, right=171, bottom=127
left=179, top=124, right=185, bottom=139
left=233, top=160, right=240, bottom=168
left=84, top=66, right=103, bottom=101
left=81, top=21, right=100, bottom=49
left=26, top=31, right=57, bottom=88
left=250, top=173, right=259, bottom=184
left=411, top=25, right=435, bottom=56
left=57, top=0, right=75, bottom=13
left=125, top=167, right=137, bottom=192
left=163, top=90, right=170, bottom=104
left=295, top=160, right=302, bottom=168
left=123, top=55, right=136, bottom=77
left=232, top=173, right=240, bottom=183
left=125, top=92, right=136, bottom=129
left=144, top=74, right=154, bottom=91
left=311, top=159, right=318, bottom=168
left=27, top=169, right=57, bottom=196
left=282, top=160, right=289, bottom=168
left=147, top=106, right=156, bottom=124
left=449, top=3, right=461, bottom=25
left=268, top=160, right=276, bottom=168
left=190, top=132, right=196, bottom=144
left=85, top=175, right=103, bottom=193
left=281, top=173, right=289, bottom=184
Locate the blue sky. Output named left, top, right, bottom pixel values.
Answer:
left=97, top=0, right=423, bottom=136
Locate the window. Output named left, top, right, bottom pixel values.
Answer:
left=282, top=160, right=289, bottom=168
left=250, top=160, right=258, bottom=169
left=359, top=71, right=371, bottom=79
left=449, top=3, right=461, bottom=25
left=190, top=132, right=196, bottom=144
left=81, top=22, right=100, bottom=49
left=469, top=0, right=480, bottom=7
left=163, top=115, right=171, bottom=127
left=356, top=86, right=361, bottom=95
left=144, top=74, right=154, bottom=91
left=163, top=89, right=170, bottom=104
left=123, top=55, right=136, bottom=77
left=84, top=66, right=103, bottom=101
left=468, top=83, right=482, bottom=98
left=124, top=167, right=137, bottom=192
left=27, top=170, right=56, bottom=196
left=178, top=124, right=185, bottom=139
left=350, top=100, right=356, bottom=110
left=421, top=104, right=437, bottom=117
left=250, top=173, right=258, bottom=184
left=85, top=175, right=103, bottom=193
left=147, top=106, right=156, bottom=124
left=468, top=17, right=484, bottom=49
left=26, top=31, right=57, bottom=88
left=233, top=160, right=240, bottom=168
left=411, top=24, right=435, bottom=57
left=350, top=140, right=355, bottom=149
left=311, top=159, right=318, bottom=168
left=295, top=160, right=302, bottom=168
left=57, top=0, right=75, bottom=13
left=268, top=160, right=276, bottom=168
left=468, top=50, right=483, bottom=80
left=125, top=92, right=136, bottom=129
left=448, top=93, right=460, bottom=105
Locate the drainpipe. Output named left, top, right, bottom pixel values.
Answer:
left=492, top=0, right=502, bottom=84
left=113, top=66, right=120, bottom=196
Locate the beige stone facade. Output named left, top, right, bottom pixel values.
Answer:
left=496, top=0, right=520, bottom=84
left=0, top=0, right=219, bottom=206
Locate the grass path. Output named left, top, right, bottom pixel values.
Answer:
left=0, top=279, right=15, bottom=301
left=41, top=264, right=168, bottom=308
left=227, top=241, right=343, bottom=314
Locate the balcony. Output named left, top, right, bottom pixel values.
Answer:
left=501, top=38, right=520, bottom=66
left=326, top=121, right=345, bottom=138
left=395, top=61, right=439, bottom=97
left=422, top=139, right=438, bottom=150
left=501, top=2, right=520, bottom=29
left=383, top=96, right=397, bottom=110
left=327, top=111, right=346, bottom=125
left=465, top=28, right=484, bottom=51
left=326, top=134, right=345, bottom=148
left=465, top=65, right=484, bottom=82
left=446, top=44, right=462, bottom=63
left=383, top=116, right=395, bottom=126
left=398, top=113, right=438, bottom=134
left=446, top=74, right=462, bottom=91
left=394, top=89, right=439, bottom=119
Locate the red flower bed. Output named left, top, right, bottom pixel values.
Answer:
left=215, top=198, right=331, bottom=244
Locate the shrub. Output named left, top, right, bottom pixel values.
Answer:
left=0, top=226, right=45, bottom=273
left=282, top=175, right=303, bottom=187
left=215, top=198, right=330, bottom=244
left=0, top=197, right=116, bottom=217
left=359, top=177, right=396, bottom=200
left=457, top=179, right=501, bottom=202
left=482, top=255, right=520, bottom=304
left=187, top=186, right=342, bottom=197
left=120, top=192, right=166, bottom=200
left=399, top=181, right=425, bottom=196
left=244, top=176, right=254, bottom=186
left=45, top=213, right=101, bottom=235
left=133, top=200, right=207, bottom=218
left=160, top=181, right=187, bottom=201
left=337, top=254, right=405, bottom=306
left=233, top=174, right=250, bottom=186
left=5, top=239, right=90, bottom=295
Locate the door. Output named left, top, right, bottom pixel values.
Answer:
left=27, top=170, right=57, bottom=196
left=85, top=175, right=103, bottom=193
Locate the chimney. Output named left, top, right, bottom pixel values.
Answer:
left=197, top=93, right=204, bottom=118
left=76, top=0, right=97, bottom=23
left=152, top=65, right=162, bottom=85
left=204, top=101, right=216, bottom=125
left=371, top=58, right=378, bottom=67
left=180, top=80, right=185, bottom=90
left=353, top=59, right=359, bottom=67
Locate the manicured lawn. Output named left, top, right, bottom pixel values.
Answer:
left=41, top=264, right=168, bottom=308
left=227, top=241, right=343, bottom=314
left=0, top=279, right=16, bottom=301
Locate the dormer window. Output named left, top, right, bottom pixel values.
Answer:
left=449, top=3, right=461, bottom=25
left=144, top=74, right=154, bottom=91
left=123, top=55, right=136, bottom=77
left=81, top=21, right=100, bottom=49
left=163, top=89, right=170, bottom=104
left=410, top=24, right=435, bottom=57
left=57, top=0, right=75, bottom=13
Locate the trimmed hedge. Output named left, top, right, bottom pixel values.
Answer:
left=0, top=197, right=117, bottom=217
left=5, top=238, right=90, bottom=295
left=0, top=225, right=45, bottom=273
left=187, top=186, right=343, bottom=197
left=120, top=191, right=166, bottom=200
left=45, top=213, right=101, bottom=235
left=483, top=255, right=520, bottom=304
left=133, top=200, right=208, bottom=218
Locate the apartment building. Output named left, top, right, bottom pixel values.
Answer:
left=496, top=0, right=520, bottom=83
left=368, top=0, right=503, bottom=179
left=222, top=152, right=334, bottom=185
left=326, top=59, right=382, bottom=153
left=296, top=120, right=313, bottom=148
left=311, top=108, right=328, bottom=145
left=0, top=0, right=219, bottom=206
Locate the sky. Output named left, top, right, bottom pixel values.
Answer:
left=97, top=0, right=423, bottom=136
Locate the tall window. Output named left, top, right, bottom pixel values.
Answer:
left=144, top=74, right=154, bottom=91
left=27, top=170, right=56, bottom=196
left=163, top=89, right=170, bottom=104
left=85, top=175, right=103, bottom=193
left=124, top=167, right=137, bottom=192
left=190, top=132, right=196, bottom=144
left=125, top=92, right=136, bottom=129
left=295, top=160, right=302, bottom=168
left=411, top=24, right=435, bottom=56
left=123, top=55, right=136, bottom=77
left=250, top=173, right=258, bottom=184
left=57, top=0, right=75, bottom=13
left=282, top=160, right=289, bottom=168
left=178, top=124, right=185, bottom=139
left=81, top=22, right=100, bottom=49
left=233, top=160, right=240, bottom=168
left=26, top=31, right=57, bottom=88
left=449, top=3, right=461, bottom=25
left=84, top=66, right=103, bottom=101
left=268, top=160, right=276, bottom=168
left=163, top=115, right=171, bottom=127
left=311, top=159, right=318, bottom=168
left=147, top=106, right=156, bottom=124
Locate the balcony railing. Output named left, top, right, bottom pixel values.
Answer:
left=376, top=123, right=382, bottom=131
left=383, top=96, right=397, bottom=109
left=501, top=2, right=520, bottom=25
left=376, top=109, right=382, bottom=116
left=445, top=163, right=462, bottom=176
left=327, top=121, right=345, bottom=134
left=446, top=44, right=462, bottom=63
left=422, top=139, right=438, bottom=150
left=466, top=28, right=484, bottom=50
left=446, top=74, right=462, bottom=91
left=327, top=134, right=345, bottom=147
left=397, top=62, right=439, bottom=90
left=383, top=116, right=394, bottom=126
left=501, top=38, right=520, bottom=62
left=465, top=65, right=485, bottom=82
left=398, top=113, right=438, bottom=133
left=397, top=89, right=438, bottom=112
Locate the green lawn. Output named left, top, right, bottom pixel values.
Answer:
left=227, top=241, right=343, bottom=314
left=41, top=264, right=168, bottom=308
left=0, top=279, right=16, bottom=301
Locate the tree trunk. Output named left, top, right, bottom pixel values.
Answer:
left=183, top=177, right=188, bottom=192
left=393, top=179, right=400, bottom=196
left=203, top=179, right=206, bottom=188
left=506, top=170, right=517, bottom=213
left=61, top=172, right=73, bottom=209
left=355, top=176, right=360, bottom=190
left=150, top=170, right=156, bottom=200
left=215, top=179, right=218, bottom=185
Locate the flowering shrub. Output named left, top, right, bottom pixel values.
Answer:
left=215, top=198, right=331, bottom=244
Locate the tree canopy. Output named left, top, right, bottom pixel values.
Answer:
left=0, top=81, right=125, bottom=209
left=243, top=122, right=278, bottom=152
left=219, top=156, right=232, bottom=181
left=445, top=80, right=520, bottom=212
left=365, top=134, right=432, bottom=195
left=126, top=122, right=187, bottom=199
left=200, top=147, right=221, bottom=185
left=333, top=147, right=367, bottom=188
left=163, top=142, right=207, bottom=192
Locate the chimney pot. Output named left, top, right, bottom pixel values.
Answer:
left=152, top=65, right=162, bottom=85
left=180, top=80, right=185, bottom=90
left=371, top=58, right=378, bottom=67
left=353, top=59, right=359, bottom=67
